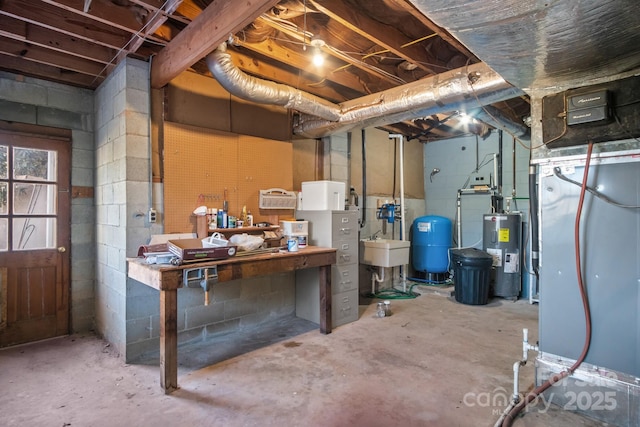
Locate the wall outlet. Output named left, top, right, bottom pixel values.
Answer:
left=148, top=208, right=157, bottom=223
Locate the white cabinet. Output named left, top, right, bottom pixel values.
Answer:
left=295, top=210, right=359, bottom=327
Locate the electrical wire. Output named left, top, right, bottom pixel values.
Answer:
left=466, top=70, right=540, bottom=151
left=501, top=142, right=594, bottom=426
left=90, top=0, right=175, bottom=86
left=553, top=167, right=640, bottom=209
left=613, top=112, right=640, bottom=144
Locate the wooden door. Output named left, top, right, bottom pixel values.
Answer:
left=0, top=122, right=71, bottom=347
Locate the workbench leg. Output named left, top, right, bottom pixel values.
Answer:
left=319, top=265, right=332, bottom=334
left=160, top=289, right=178, bottom=394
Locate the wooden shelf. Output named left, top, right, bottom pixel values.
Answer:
left=196, top=214, right=280, bottom=238
left=208, top=226, right=279, bottom=236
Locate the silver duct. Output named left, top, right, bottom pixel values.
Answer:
left=294, top=64, right=524, bottom=138
left=205, top=44, right=341, bottom=121
left=206, top=44, right=525, bottom=138
left=407, top=0, right=640, bottom=92
left=471, top=105, right=530, bottom=142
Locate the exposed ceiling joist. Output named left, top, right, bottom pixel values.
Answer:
left=0, top=0, right=536, bottom=141
left=150, top=0, right=281, bottom=88
left=308, top=0, right=439, bottom=75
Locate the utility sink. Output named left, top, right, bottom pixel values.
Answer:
left=360, top=239, right=410, bottom=268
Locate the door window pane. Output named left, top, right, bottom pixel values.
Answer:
left=13, top=147, right=56, bottom=181
left=12, top=217, right=56, bottom=250
left=13, top=183, right=57, bottom=215
left=0, top=182, right=6, bottom=214
left=0, top=218, right=6, bottom=251
left=0, top=145, right=7, bottom=179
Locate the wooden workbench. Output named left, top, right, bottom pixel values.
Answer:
left=127, top=246, right=337, bottom=394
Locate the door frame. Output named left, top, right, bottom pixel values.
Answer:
left=0, top=120, right=72, bottom=346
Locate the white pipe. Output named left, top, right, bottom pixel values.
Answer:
left=456, top=190, right=462, bottom=248
left=389, top=133, right=407, bottom=292
left=495, top=328, right=540, bottom=426
left=371, top=266, right=386, bottom=295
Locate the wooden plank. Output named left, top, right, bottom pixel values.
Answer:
left=127, top=260, right=183, bottom=291
left=232, top=39, right=367, bottom=97
left=308, top=0, right=439, bottom=74
left=128, top=246, right=336, bottom=393
left=159, top=289, right=178, bottom=393
left=151, top=0, right=281, bottom=88
left=318, top=264, right=331, bottom=334
left=71, top=186, right=94, bottom=199
left=386, top=0, right=477, bottom=60
left=0, top=0, right=129, bottom=50
left=0, top=120, right=72, bottom=140
left=0, top=53, right=104, bottom=88
left=0, top=268, right=6, bottom=331
left=0, top=37, right=107, bottom=77
left=0, top=14, right=118, bottom=66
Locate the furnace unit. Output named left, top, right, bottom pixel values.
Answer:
left=531, top=75, right=640, bottom=426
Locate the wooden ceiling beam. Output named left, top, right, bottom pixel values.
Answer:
left=0, top=37, right=108, bottom=77
left=229, top=50, right=351, bottom=102
left=1, top=0, right=129, bottom=50
left=42, top=0, right=167, bottom=46
left=386, top=0, right=477, bottom=60
left=231, top=38, right=369, bottom=96
left=308, top=0, right=438, bottom=75
left=257, top=16, right=400, bottom=88
left=0, top=53, right=103, bottom=88
left=0, top=15, right=117, bottom=65
left=119, top=0, right=182, bottom=61
left=127, top=0, right=192, bottom=26
left=190, top=48, right=350, bottom=103
left=150, top=0, right=280, bottom=88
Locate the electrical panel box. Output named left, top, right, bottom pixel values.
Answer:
left=542, top=74, right=640, bottom=148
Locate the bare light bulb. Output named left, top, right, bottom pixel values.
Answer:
left=310, top=37, right=325, bottom=67
left=312, top=48, right=324, bottom=67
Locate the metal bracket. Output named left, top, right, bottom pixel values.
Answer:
left=183, top=266, right=218, bottom=291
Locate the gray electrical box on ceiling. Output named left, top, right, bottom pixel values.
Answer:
left=541, top=74, right=640, bottom=148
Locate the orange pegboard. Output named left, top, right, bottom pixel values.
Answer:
left=237, top=135, right=293, bottom=224
left=164, top=122, right=236, bottom=233
left=163, top=123, right=293, bottom=233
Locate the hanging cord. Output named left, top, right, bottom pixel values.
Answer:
left=502, top=142, right=594, bottom=426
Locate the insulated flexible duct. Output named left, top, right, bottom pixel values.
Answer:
left=205, top=43, right=341, bottom=121
left=205, top=44, right=525, bottom=139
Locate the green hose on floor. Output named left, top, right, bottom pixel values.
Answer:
left=363, top=280, right=454, bottom=299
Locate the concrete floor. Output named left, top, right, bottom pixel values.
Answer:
left=0, top=289, right=605, bottom=427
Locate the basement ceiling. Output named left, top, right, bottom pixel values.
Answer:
left=1, top=0, right=534, bottom=141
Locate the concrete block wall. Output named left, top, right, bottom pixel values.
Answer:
left=94, top=58, right=154, bottom=358
left=323, top=132, right=427, bottom=292
left=127, top=273, right=296, bottom=361
left=0, top=71, right=96, bottom=332
left=92, top=59, right=302, bottom=361
left=423, top=131, right=531, bottom=249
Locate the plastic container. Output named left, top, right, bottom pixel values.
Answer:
left=412, top=215, right=452, bottom=274
left=301, top=181, right=345, bottom=211
left=280, top=220, right=308, bottom=235
left=451, top=248, right=493, bottom=305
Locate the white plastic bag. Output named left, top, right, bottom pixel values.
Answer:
left=229, top=233, right=264, bottom=252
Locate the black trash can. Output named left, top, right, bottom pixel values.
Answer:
left=451, top=248, right=493, bottom=305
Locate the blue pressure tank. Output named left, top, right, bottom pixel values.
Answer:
left=412, top=215, right=452, bottom=274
